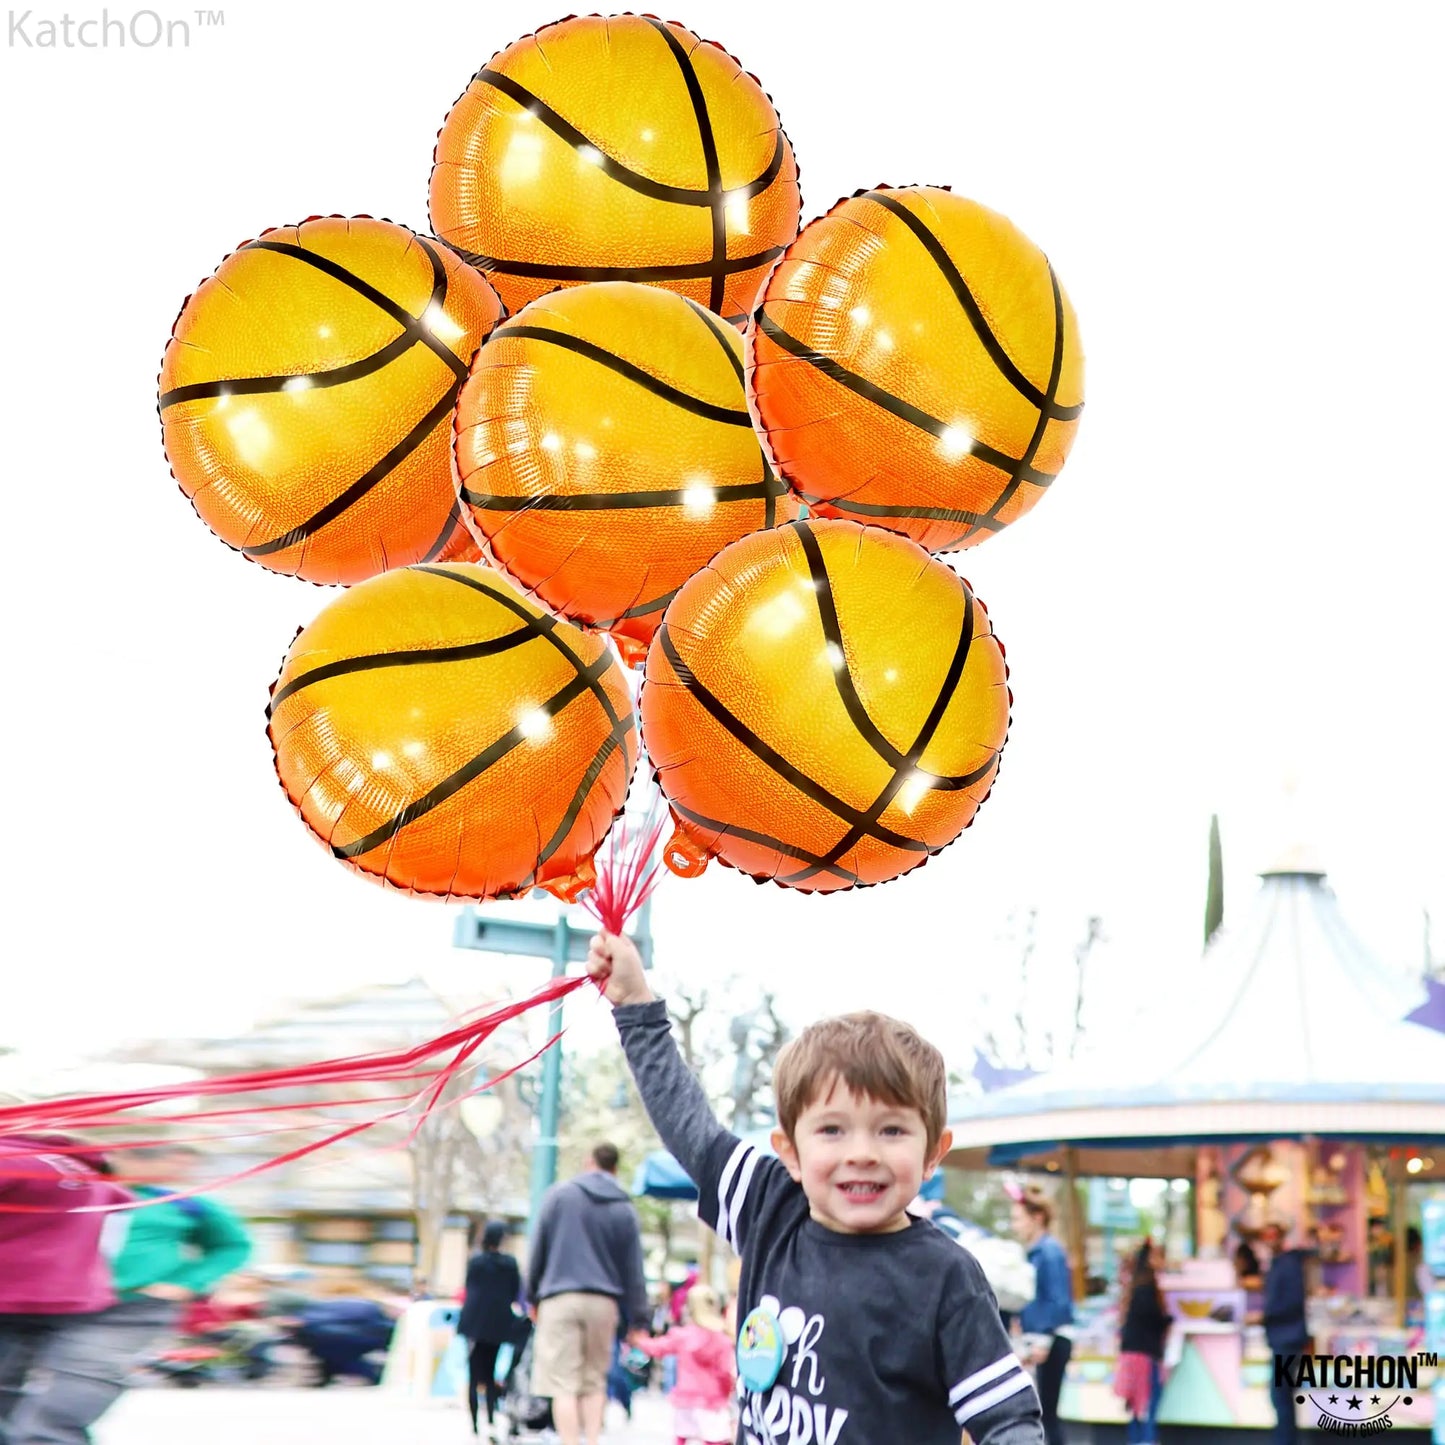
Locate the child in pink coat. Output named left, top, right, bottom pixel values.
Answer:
left=636, top=1285, right=736, bottom=1445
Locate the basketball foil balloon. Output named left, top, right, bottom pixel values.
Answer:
left=641, top=519, right=1009, bottom=893
left=160, top=216, right=504, bottom=586
left=429, top=14, right=801, bottom=322
left=268, top=562, right=636, bottom=899
left=454, top=282, right=796, bottom=665
left=749, top=186, right=1084, bottom=553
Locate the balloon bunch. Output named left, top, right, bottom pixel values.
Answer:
left=157, top=11, right=1085, bottom=902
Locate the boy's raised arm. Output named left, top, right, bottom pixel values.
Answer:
left=589, top=932, right=786, bottom=1256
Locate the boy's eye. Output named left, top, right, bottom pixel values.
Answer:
left=882, top=1125, right=906, bottom=1137
left=817, top=1124, right=843, bottom=1136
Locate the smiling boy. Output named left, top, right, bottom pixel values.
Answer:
left=588, top=931, right=1044, bottom=1445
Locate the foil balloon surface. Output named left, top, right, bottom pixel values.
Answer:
left=749, top=186, right=1084, bottom=553
left=429, top=13, right=801, bottom=322
left=454, top=281, right=796, bottom=665
left=641, top=519, right=1009, bottom=893
left=159, top=216, right=504, bottom=586
left=269, top=562, right=636, bottom=899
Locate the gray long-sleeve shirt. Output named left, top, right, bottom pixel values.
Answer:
left=616, top=998, right=1045, bottom=1445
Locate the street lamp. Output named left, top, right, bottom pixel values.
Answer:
left=453, top=898, right=653, bottom=1236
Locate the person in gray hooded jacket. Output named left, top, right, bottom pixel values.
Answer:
left=525, top=1142, right=650, bottom=1445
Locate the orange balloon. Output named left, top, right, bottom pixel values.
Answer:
left=641, top=519, right=1009, bottom=893
left=159, top=216, right=504, bottom=586
left=749, top=186, right=1084, bottom=553
left=268, top=562, right=636, bottom=900
left=429, top=14, right=800, bottom=323
left=454, top=282, right=797, bottom=665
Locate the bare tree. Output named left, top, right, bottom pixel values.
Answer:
left=1011, top=907, right=1038, bottom=1064
left=665, top=978, right=790, bottom=1133
left=409, top=1092, right=471, bottom=1286
left=972, top=908, right=1103, bottom=1078
left=556, top=1049, right=660, bottom=1183
left=728, top=992, right=789, bottom=1133
left=668, top=981, right=711, bottom=1077
left=409, top=1065, right=532, bottom=1284
left=456, top=1078, right=532, bottom=1219
left=1070, top=916, right=1105, bottom=1060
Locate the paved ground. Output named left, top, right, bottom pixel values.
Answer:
left=94, top=1383, right=680, bottom=1445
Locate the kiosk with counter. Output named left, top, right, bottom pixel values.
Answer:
left=947, top=850, right=1445, bottom=1440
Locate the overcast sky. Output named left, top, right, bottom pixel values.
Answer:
left=2, top=1, right=1441, bottom=1076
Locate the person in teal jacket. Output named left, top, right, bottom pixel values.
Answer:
left=5, top=1145, right=252, bottom=1445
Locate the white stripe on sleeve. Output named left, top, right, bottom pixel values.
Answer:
left=726, top=1147, right=763, bottom=1251
left=954, top=1366, right=1034, bottom=1425
left=949, top=1353, right=1021, bottom=1406
left=715, top=1141, right=755, bottom=1248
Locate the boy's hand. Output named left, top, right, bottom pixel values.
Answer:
left=587, top=931, right=654, bottom=1007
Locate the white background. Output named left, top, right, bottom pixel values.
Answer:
left=1, top=1, right=1441, bottom=1066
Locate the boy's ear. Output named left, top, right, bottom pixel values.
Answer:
left=929, top=1128, right=955, bottom=1173
left=771, top=1127, right=803, bottom=1183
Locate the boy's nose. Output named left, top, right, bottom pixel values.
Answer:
left=845, top=1136, right=879, bottom=1164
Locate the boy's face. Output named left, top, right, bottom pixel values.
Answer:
left=771, top=1077, right=951, bottom=1235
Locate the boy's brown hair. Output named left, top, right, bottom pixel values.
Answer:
left=773, top=1011, right=948, bottom=1153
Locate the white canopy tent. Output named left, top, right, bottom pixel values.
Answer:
left=947, top=852, right=1445, bottom=1167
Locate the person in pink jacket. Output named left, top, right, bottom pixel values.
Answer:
left=0, top=1133, right=133, bottom=1442
left=635, top=1285, right=736, bottom=1445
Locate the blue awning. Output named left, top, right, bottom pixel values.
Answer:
left=632, top=1129, right=779, bottom=1200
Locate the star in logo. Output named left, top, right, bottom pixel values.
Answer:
left=1328, top=1395, right=1339, bottom=1405
left=1371, top=1396, right=1381, bottom=1406
left=1347, top=1396, right=1363, bottom=1411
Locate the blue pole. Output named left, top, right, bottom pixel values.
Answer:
left=528, top=912, right=570, bottom=1237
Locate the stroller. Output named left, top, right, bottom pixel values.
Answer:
left=496, top=1326, right=554, bottom=1441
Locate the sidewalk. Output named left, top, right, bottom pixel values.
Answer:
left=95, top=1383, right=680, bottom=1445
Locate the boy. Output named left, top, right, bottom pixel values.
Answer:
left=588, top=932, right=1045, bottom=1445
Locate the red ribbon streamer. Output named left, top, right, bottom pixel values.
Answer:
left=0, top=972, right=599, bottom=1213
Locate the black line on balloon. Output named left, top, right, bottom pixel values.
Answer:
left=667, top=797, right=861, bottom=886
left=243, top=381, right=462, bottom=557
left=796, top=492, right=1002, bottom=531
left=596, top=586, right=682, bottom=626
left=493, top=324, right=751, bottom=425
left=159, top=331, right=418, bottom=408
left=778, top=589, right=992, bottom=884
left=520, top=713, right=637, bottom=886
left=415, top=565, right=623, bottom=728
left=656, top=622, right=929, bottom=852
left=449, top=244, right=785, bottom=285
left=246, top=236, right=468, bottom=384
left=475, top=67, right=780, bottom=209
left=754, top=312, right=1054, bottom=487
left=790, top=521, right=995, bottom=788
left=797, top=491, right=999, bottom=537
left=863, top=191, right=1083, bottom=423
left=333, top=652, right=611, bottom=860
left=164, top=234, right=463, bottom=415
left=792, top=522, right=907, bottom=769
left=646, top=17, right=728, bottom=312
left=681, top=295, right=746, bottom=385
left=461, top=478, right=780, bottom=512
left=268, top=624, right=542, bottom=717
left=965, top=264, right=1067, bottom=541
left=421, top=499, right=468, bottom=563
